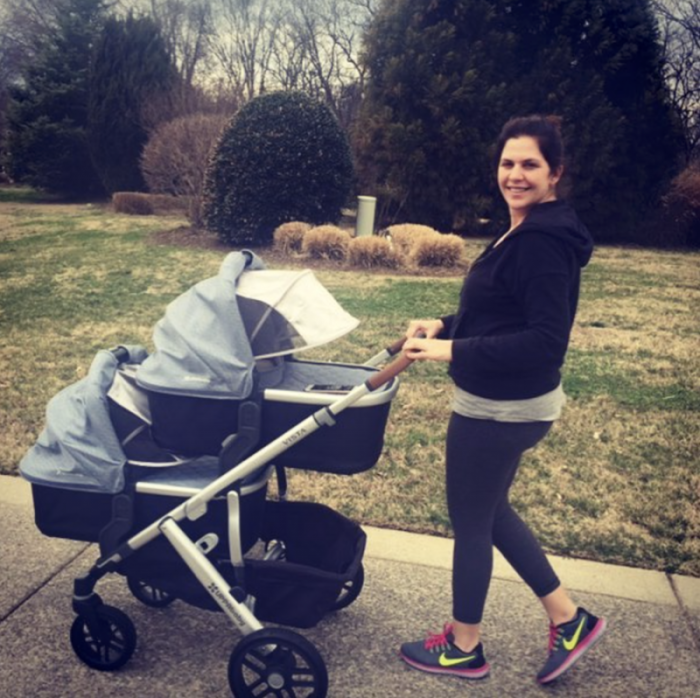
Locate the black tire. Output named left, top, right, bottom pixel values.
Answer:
left=228, top=627, right=328, bottom=698
left=127, top=577, right=176, bottom=608
left=70, top=605, right=137, bottom=671
left=330, top=563, right=364, bottom=611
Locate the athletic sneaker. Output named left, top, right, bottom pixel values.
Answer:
left=537, top=607, right=607, bottom=684
left=399, top=623, right=490, bottom=679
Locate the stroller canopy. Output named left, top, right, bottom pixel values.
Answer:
left=136, top=251, right=359, bottom=400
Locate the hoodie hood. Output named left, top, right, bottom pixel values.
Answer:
left=515, top=200, right=594, bottom=268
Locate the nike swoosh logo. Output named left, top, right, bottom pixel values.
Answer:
left=563, top=617, right=587, bottom=651
left=439, top=652, right=477, bottom=667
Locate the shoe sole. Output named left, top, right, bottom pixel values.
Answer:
left=399, top=652, right=491, bottom=679
left=537, top=617, right=608, bottom=685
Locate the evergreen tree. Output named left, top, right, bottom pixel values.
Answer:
left=357, top=0, right=682, bottom=241
left=3, top=0, right=107, bottom=197
left=88, top=13, right=177, bottom=193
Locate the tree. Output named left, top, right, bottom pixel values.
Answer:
left=2, top=0, right=108, bottom=196
left=652, top=0, right=700, bottom=161
left=203, top=91, right=354, bottom=246
left=141, top=112, right=229, bottom=226
left=357, top=0, right=683, bottom=242
left=88, top=11, right=177, bottom=193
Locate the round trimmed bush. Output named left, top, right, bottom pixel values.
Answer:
left=302, top=225, right=351, bottom=260
left=411, top=233, right=466, bottom=268
left=273, top=221, right=312, bottom=254
left=348, top=236, right=401, bottom=269
left=203, top=91, right=354, bottom=246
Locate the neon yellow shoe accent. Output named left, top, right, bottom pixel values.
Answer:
left=562, top=616, right=586, bottom=651
left=438, top=652, right=477, bottom=667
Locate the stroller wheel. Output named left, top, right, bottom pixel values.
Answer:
left=331, top=562, right=364, bottom=611
left=127, top=577, right=176, bottom=608
left=228, top=627, right=328, bottom=698
left=70, top=605, right=137, bottom=671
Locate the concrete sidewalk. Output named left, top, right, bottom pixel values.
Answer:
left=1, top=473, right=699, bottom=697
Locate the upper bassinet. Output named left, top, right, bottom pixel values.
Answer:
left=142, top=357, right=398, bottom=474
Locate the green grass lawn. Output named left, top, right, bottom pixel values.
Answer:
left=1, top=188, right=698, bottom=575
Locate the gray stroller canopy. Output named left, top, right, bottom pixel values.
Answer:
left=20, top=251, right=360, bottom=493
left=136, top=251, right=359, bottom=400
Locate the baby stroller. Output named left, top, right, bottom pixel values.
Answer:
left=20, top=251, right=410, bottom=697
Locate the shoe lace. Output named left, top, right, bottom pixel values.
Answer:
left=547, top=623, right=563, bottom=652
left=424, top=623, right=454, bottom=652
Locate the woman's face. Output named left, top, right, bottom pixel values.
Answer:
left=498, top=136, right=562, bottom=219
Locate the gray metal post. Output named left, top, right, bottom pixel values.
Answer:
left=355, top=195, right=377, bottom=237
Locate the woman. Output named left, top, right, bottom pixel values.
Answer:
left=398, top=115, right=606, bottom=685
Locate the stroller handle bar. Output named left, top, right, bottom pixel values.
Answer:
left=366, top=338, right=413, bottom=391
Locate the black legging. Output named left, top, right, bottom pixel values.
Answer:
left=446, top=413, right=561, bottom=624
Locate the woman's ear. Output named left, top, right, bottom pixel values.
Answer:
left=550, top=165, right=564, bottom=188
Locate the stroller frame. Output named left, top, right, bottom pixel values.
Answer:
left=69, top=340, right=410, bottom=697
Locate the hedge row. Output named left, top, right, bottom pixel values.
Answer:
left=273, top=221, right=467, bottom=269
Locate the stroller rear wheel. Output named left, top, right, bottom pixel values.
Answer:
left=331, top=562, right=364, bottom=612
left=228, top=627, right=328, bottom=698
left=127, top=577, right=176, bottom=608
left=70, top=605, right=137, bottom=671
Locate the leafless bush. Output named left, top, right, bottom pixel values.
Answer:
left=273, top=221, right=312, bottom=254
left=348, top=236, right=401, bottom=269
left=411, top=233, right=466, bottom=268
left=140, top=112, right=229, bottom=227
left=660, top=164, right=700, bottom=246
left=302, top=225, right=351, bottom=260
left=112, top=192, right=154, bottom=216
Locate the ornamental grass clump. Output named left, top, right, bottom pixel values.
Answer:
left=411, top=233, right=466, bottom=268
left=385, top=223, right=439, bottom=258
left=302, top=225, right=351, bottom=260
left=273, top=221, right=312, bottom=254
left=348, top=236, right=401, bottom=269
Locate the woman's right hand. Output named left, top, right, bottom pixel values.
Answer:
left=405, top=319, right=444, bottom=340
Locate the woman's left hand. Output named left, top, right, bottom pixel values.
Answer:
left=403, top=337, right=453, bottom=362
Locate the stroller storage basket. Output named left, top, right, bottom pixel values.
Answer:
left=147, top=360, right=397, bottom=474
left=246, top=500, right=365, bottom=629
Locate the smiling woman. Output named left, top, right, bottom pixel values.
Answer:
left=398, top=115, right=607, bottom=686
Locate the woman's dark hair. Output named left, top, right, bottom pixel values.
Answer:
left=495, top=115, right=565, bottom=174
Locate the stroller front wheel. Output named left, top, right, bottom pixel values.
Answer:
left=70, top=605, right=137, bottom=671
left=228, top=627, right=328, bottom=698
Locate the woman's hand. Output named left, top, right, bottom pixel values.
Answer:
left=403, top=337, right=453, bottom=362
left=405, top=319, right=444, bottom=340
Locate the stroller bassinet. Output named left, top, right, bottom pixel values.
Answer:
left=19, top=251, right=407, bottom=697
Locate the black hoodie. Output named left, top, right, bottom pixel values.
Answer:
left=440, top=199, right=594, bottom=400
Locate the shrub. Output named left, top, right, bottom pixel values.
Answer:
left=273, top=221, right=312, bottom=254
left=385, top=223, right=439, bottom=257
left=112, top=192, right=154, bottom=215
left=302, top=225, right=351, bottom=260
left=146, top=194, right=190, bottom=215
left=411, top=233, right=465, bottom=268
left=141, top=113, right=229, bottom=227
left=203, top=91, right=354, bottom=246
left=348, top=236, right=401, bottom=269
left=660, top=165, right=700, bottom=248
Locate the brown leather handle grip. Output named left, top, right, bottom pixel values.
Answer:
left=385, top=337, right=407, bottom=356
left=366, top=352, right=413, bottom=391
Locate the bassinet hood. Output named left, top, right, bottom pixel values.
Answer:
left=135, top=251, right=359, bottom=399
